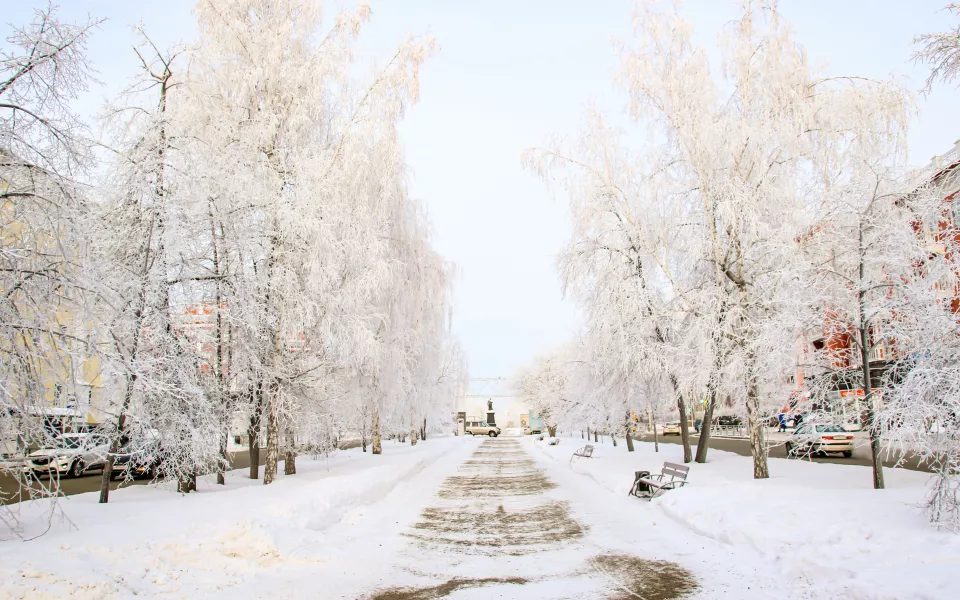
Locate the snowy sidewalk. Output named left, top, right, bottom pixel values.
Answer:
left=0, top=437, right=470, bottom=599
left=321, top=436, right=787, bottom=599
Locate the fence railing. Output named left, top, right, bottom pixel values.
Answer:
left=709, top=424, right=747, bottom=438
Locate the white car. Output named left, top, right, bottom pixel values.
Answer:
left=662, top=421, right=682, bottom=436
left=785, top=424, right=854, bottom=458
left=23, top=433, right=111, bottom=478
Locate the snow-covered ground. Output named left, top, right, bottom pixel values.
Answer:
left=0, top=438, right=472, bottom=599
left=535, top=436, right=960, bottom=600
left=0, top=434, right=956, bottom=599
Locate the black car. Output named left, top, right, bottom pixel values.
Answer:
left=715, top=415, right=743, bottom=427
left=110, top=440, right=162, bottom=480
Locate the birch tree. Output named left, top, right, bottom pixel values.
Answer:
left=1, top=5, right=100, bottom=521
left=876, top=169, right=960, bottom=526
left=184, top=0, right=442, bottom=478
left=528, top=0, right=912, bottom=480
left=93, top=33, right=226, bottom=500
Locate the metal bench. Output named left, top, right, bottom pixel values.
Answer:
left=570, top=444, right=594, bottom=463
left=629, top=461, right=689, bottom=499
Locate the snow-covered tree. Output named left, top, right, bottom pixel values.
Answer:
left=876, top=163, right=960, bottom=526
left=527, top=0, right=912, bottom=480
left=0, top=5, right=100, bottom=523
left=182, top=0, right=440, bottom=481
left=92, top=34, right=224, bottom=501
left=513, top=343, right=591, bottom=438
left=914, top=3, right=960, bottom=92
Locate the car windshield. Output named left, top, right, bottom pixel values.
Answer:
left=122, top=440, right=159, bottom=453
left=815, top=425, right=845, bottom=433
left=55, top=436, right=84, bottom=449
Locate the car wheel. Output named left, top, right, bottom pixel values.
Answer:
left=488, top=431, right=496, bottom=437
left=842, top=451, right=852, bottom=458
left=71, top=460, right=85, bottom=478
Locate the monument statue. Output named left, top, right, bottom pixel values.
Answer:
left=486, top=399, right=496, bottom=426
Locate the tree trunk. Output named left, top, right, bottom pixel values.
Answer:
left=209, top=202, right=229, bottom=486
left=547, top=425, right=557, bottom=437
left=745, top=380, right=769, bottom=479
left=372, top=402, right=382, bottom=455
left=361, top=411, right=368, bottom=452
left=650, top=409, right=659, bottom=452
left=263, top=399, right=279, bottom=484
left=178, top=472, right=197, bottom=493
left=410, top=426, right=417, bottom=446
left=593, top=430, right=598, bottom=443
left=99, top=376, right=134, bottom=504
left=99, top=215, right=154, bottom=502
left=671, top=375, right=693, bottom=463
left=625, top=411, right=635, bottom=452
left=695, top=386, right=718, bottom=463
left=421, top=417, right=427, bottom=441
left=217, top=428, right=228, bottom=485
left=857, top=226, right=885, bottom=489
left=284, top=425, right=296, bottom=475
left=248, top=383, right=263, bottom=480
left=611, top=434, right=617, bottom=447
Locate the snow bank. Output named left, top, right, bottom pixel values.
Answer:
left=0, top=437, right=467, bottom=599
left=530, top=436, right=960, bottom=600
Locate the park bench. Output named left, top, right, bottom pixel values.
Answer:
left=628, top=461, right=689, bottom=499
left=570, top=444, right=594, bottom=463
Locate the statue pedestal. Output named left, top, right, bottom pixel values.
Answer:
left=486, top=411, right=496, bottom=426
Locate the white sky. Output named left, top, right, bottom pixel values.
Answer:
left=7, top=0, right=960, bottom=379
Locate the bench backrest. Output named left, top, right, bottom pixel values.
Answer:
left=661, top=462, right=689, bottom=482
left=583, top=445, right=594, bottom=456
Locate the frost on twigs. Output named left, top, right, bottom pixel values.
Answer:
left=0, top=4, right=102, bottom=528
left=2, top=0, right=464, bottom=531
left=522, top=0, right=952, bottom=500
left=914, top=3, right=960, bottom=93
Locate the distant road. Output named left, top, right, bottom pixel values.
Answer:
left=1, top=440, right=363, bottom=505
left=638, top=432, right=934, bottom=473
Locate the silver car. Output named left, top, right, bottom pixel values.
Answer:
left=464, top=421, right=501, bottom=437
left=23, top=433, right=111, bottom=478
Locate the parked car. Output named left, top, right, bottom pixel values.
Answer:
left=523, top=426, right=543, bottom=435
left=715, top=415, right=743, bottom=427
left=662, top=421, right=682, bottom=436
left=465, top=421, right=501, bottom=437
left=785, top=424, right=854, bottom=458
left=110, top=439, right=162, bottom=480
left=22, top=432, right=111, bottom=477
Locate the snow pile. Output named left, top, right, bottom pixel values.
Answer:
left=0, top=438, right=466, bottom=599
left=532, top=436, right=960, bottom=599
